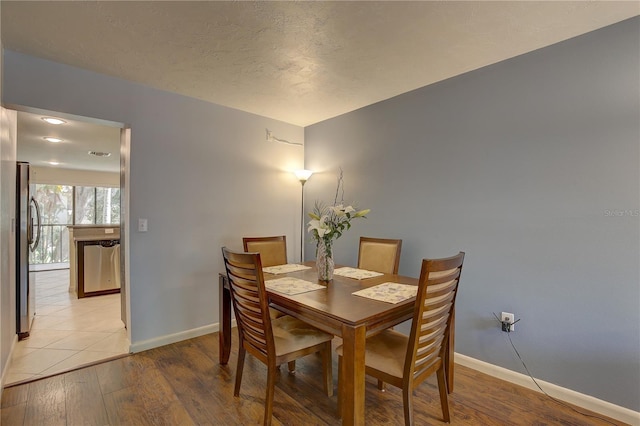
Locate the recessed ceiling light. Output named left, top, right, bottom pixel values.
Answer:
left=88, top=151, right=111, bottom=157
left=42, top=117, right=66, bottom=125
left=43, top=137, right=63, bottom=143
left=48, top=161, right=60, bottom=166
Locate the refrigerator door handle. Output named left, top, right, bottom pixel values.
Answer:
left=29, top=196, right=42, bottom=251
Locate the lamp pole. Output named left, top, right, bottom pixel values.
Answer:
left=294, top=170, right=313, bottom=262
left=300, top=179, right=306, bottom=262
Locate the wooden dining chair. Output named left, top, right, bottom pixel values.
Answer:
left=357, top=236, right=403, bottom=274
left=358, top=236, right=403, bottom=390
left=243, top=235, right=287, bottom=267
left=337, top=252, right=465, bottom=425
left=243, top=236, right=288, bottom=319
left=222, top=247, right=334, bottom=426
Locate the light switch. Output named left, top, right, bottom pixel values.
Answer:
left=138, top=218, right=148, bottom=232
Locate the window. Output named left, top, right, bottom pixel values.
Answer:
left=74, top=186, right=121, bottom=225
left=32, top=184, right=120, bottom=265
left=74, top=186, right=96, bottom=224
left=31, top=185, right=73, bottom=264
left=96, top=187, right=121, bottom=224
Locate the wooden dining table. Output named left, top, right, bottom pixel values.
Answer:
left=218, top=262, right=455, bottom=426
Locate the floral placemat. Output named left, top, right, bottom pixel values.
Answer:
left=333, top=267, right=384, bottom=280
left=263, top=264, right=312, bottom=275
left=352, top=282, right=418, bottom=304
left=265, top=277, right=325, bottom=295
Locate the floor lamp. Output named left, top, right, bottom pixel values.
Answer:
left=294, top=170, right=313, bottom=262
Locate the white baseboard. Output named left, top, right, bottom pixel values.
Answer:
left=455, top=353, right=640, bottom=426
left=0, top=335, right=19, bottom=391
left=129, top=320, right=236, bottom=354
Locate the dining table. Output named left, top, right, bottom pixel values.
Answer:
left=218, top=262, right=455, bottom=426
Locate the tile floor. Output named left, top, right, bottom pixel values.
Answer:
left=5, top=268, right=129, bottom=385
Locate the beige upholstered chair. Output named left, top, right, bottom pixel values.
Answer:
left=243, top=236, right=288, bottom=319
left=357, top=237, right=403, bottom=274
left=337, top=252, right=465, bottom=425
left=222, top=247, right=333, bottom=426
left=358, top=237, right=403, bottom=382
left=243, top=236, right=287, bottom=268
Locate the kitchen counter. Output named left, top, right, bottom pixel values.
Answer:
left=73, top=235, right=120, bottom=241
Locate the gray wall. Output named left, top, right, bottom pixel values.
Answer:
left=2, top=51, right=305, bottom=345
left=304, top=18, right=639, bottom=410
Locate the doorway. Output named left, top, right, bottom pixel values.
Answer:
left=5, top=107, right=130, bottom=385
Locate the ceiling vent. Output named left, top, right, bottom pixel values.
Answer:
left=88, top=151, right=111, bottom=157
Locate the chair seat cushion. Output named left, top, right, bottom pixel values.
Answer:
left=336, top=329, right=408, bottom=379
left=273, top=316, right=333, bottom=356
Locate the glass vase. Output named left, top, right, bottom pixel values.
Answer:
left=316, top=239, right=334, bottom=281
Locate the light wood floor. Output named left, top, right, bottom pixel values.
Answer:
left=1, top=332, right=624, bottom=425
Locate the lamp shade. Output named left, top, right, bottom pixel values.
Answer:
left=294, top=169, right=313, bottom=182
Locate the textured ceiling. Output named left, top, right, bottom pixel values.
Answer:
left=2, top=1, right=638, bottom=127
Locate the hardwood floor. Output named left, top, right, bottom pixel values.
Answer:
left=1, top=332, right=624, bottom=425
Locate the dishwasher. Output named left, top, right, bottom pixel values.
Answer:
left=81, top=239, right=121, bottom=296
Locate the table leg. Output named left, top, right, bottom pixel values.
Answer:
left=446, top=309, right=455, bottom=393
left=219, top=274, right=231, bottom=365
left=340, top=324, right=366, bottom=426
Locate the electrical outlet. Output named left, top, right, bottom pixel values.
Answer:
left=501, top=312, right=515, bottom=332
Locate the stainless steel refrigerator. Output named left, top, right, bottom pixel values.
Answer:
left=16, top=162, right=41, bottom=339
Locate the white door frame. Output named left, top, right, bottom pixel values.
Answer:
left=6, top=104, right=132, bottom=346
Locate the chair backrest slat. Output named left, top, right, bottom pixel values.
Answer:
left=222, top=247, right=274, bottom=359
left=405, top=252, right=465, bottom=383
